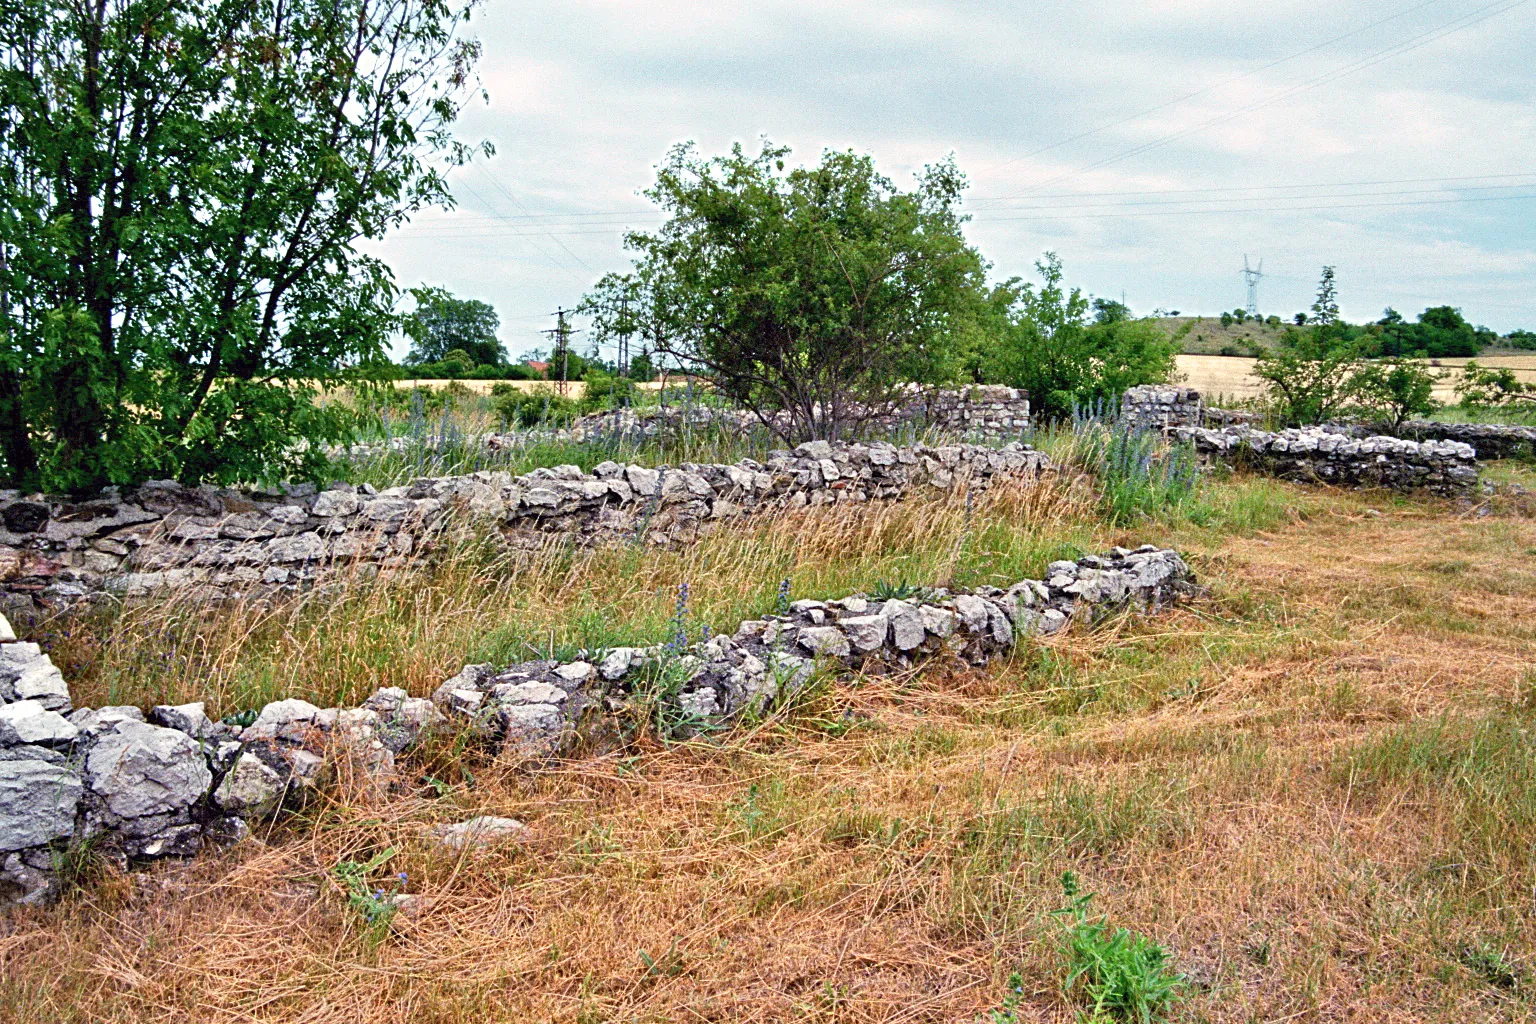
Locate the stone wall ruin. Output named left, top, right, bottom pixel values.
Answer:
left=0, top=544, right=1197, bottom=905
left=0, top=440, right=1048, bottom=619
left=1174, top=425, right=1479, bottom=495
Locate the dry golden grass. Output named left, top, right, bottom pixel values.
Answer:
left=47, top=474, right=1102, bottom=716
left=1177, top=353, right=1536, bottom=404
left=5, top=479, right=1536, bottom=1022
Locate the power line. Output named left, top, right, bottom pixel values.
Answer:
left=980, top=0, right=1452, bottom=178
left=399, top=185, right=1536, bottom=239
left=979, top=189, right=1536, bottom=222
left=450, top=176, right=593, bottom=283
left=399, top=172, right=1536, bottom=235
left=981, top=0, right=1529, bottom=204
left=472, top=164, right=599, bottom=275
left=970, top=171, right=1536, bottom=205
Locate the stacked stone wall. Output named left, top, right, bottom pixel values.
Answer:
left=1175, top=425, right=1478, bottom=494
left=0, top=441, right=1048, bottom=618
left=0, top=544, right=1196, bottom=904
left=1121, top=385, right=1204, bottom=430
left=338, top=386, right=1036, bottom=458
left=1382, top=421, right=1536, bottom=461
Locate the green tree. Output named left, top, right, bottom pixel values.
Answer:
left=0, top=0, right=485, bottom=492
left=405, top=287, right=506, bottom=367
left=586, top=141, right=986, bottom=442
left=1349, top=357, right=1441, bottom=429
left=978, top=254, right=1176, bottom=420
left=1092, top=297, right=1130, bottom=324
left=1310, top=266, right=1340, bottom=326
left=1253, top=268, right=1359, bottom=425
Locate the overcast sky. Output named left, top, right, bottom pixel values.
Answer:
left=368, top=0, right=1536, bottom=361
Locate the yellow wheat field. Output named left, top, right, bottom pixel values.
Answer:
left=1176, top=353, right=1536, bottom=404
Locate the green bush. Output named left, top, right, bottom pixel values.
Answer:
left=1348, top=357, right=1441, bottom=428
left=1053, top=872, right=1185, bottom=1022
left=1455, top=361, right=1536, bottom=412
left=979, top=255, right=1178, bottom=421
left=491, top=385, right=582, bottom=427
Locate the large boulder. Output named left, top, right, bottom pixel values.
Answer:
left=84, top=720, right=212, bottom=821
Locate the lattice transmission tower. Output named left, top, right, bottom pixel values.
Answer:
left=1241, top=255, right=1264, bottom=318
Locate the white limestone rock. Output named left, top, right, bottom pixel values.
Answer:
left=436, top=815, right=527, bottom=849
left=213, top=752, right=287, bottom=819
left=84, top=720, right=213, bottom=821
left=796, top=626, right=851, bottom=659
left=838, top=615, right=889, bottom=653
left=0, top=700, right=78, bottom=747
left=0, top=746, right=82, bottom=852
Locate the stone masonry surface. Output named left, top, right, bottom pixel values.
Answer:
left=0, top=440, right=1048, bottom=620
left=1174, top=425, right=1479, bottom=494
left=1121, top=385, right=1204, bottom=431
left=0, top=545, right=1196, bottom=905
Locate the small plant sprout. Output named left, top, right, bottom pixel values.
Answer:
left=332, top=847, right=406, bottom=943
left=1052, top=871, right=1185, bottom=1022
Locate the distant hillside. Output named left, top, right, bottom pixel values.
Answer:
left=1150, top=316, right=1290, bottom=355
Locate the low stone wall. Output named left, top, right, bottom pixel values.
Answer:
left=0, top=441, right=1048, bottom=619
left=341, top=386, right=1035, bottom=459
left=1384, top=421, right=1536, bottom=461
left=1174, top=426, right=1479, bottom=494
left=1121, top=385, right=1204, bottom=430
left=0, top=544, right=1196, bottom=904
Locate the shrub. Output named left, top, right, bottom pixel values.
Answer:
left=579, top=369, right=640, bottom=413
left=1053, top=872, right=1185, bottom=1022
left=980, top=255, right=1178, bottom=421
left=491, top=385, right=582, bottom=427
left=1348, top=357, right=1441, bottom=428
left=1252, top=328, right=1360, bottom=425
left=1456, top=361, right=1536, bottom=411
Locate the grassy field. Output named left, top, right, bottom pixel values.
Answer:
left=3, top=428, right=1535, bottom=1022
left=1153, top=316, right=1289, bottom=356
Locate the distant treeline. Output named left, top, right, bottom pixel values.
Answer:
left=1213, top=304, right=1531, bottom=358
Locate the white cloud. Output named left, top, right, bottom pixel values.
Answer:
left=368, top=0, right=1536, bottom=357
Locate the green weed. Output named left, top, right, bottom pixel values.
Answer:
left=332, top=847, right=406, bottom=943
left=1052, top=872, right=1185, bottom=1022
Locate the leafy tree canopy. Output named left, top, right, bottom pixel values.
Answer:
left=1092, top=297, right=1131, bottom=325
left=585, top=140, right=987, bottom=442
left=0, top=0, right=486, bottom=493
left=405, top=286, right=506, bottom=367
left=976, top=254, right=1177, bottom=420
